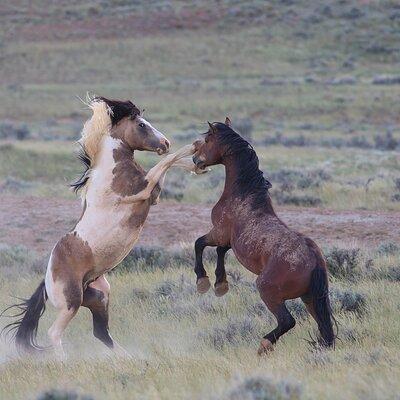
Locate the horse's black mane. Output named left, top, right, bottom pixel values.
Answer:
left=213, top=122, right=273, bottom=211
left=70, top=144, right=91, bottom=193
left=96, top=96, right=141, bottom=126
left=70, top=97, right=141, bottom=193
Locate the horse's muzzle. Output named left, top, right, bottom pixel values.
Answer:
left=156, top=139, right=170, bottom=155
left=192, top=155, right=206, bottom=170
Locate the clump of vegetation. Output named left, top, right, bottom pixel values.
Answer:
left=374, top=131, right=399, bottom=151
left=377, top=242, right=399, bottom=256
left=270, top=168, right=331, bottom=190
left=225, top=375, right=302, bottom=400
left=274, top=193, right=322, bottom=207
left=330, top=287, right=367, bottom=315
left=0, top=244, right=45, bottom=276
left=0, top=177, right=34, bottom=193
left=199, top=317, right=258, bottom=350
left=0, top=121, right=30, bottom=140
left=117, top=246, right=190, bottom=272
left=36, top=389, right=94, bottom=400
left=379, top=266, right=400, bottom=282
left=286, top=299, right=308, bottom=319
left=325, top=247, right=361, bottom=280
left=233, top=118, right=254, bottom=142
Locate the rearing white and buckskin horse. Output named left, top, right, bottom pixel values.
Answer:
left=3, top=97, right=198, bottom=356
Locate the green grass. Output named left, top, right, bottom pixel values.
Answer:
left=1, top=140, right=399, bottom=210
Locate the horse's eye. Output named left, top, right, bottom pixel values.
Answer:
left=205, top=137, right=209, bottom=143
left=138, top=123, right=145, bottom=128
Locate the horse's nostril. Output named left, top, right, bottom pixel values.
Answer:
left=164, top=139, right=170, bottom=149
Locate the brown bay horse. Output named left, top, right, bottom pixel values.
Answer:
left=192, top=119, right=336, bottom=353
left=2, top=97, right=199, bottom=356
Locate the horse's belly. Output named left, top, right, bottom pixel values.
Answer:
left=75, top=205, right=149, bottom=271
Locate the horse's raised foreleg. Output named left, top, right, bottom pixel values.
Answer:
left=194, top=231, right=221, bottom=294
left=214, top=245, right=230, bottom=297
left=172, top=157, right=208, bottom=174
left=118, top=144, right=195, bottom=204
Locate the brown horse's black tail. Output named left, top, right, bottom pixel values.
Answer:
left=309, top=266, right=336, bottom=347
left=1, top=280, right=48, bottom=353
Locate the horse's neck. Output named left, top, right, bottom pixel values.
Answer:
left=95, top=136, right=140, bottom=174
left=86, top=136, right=141, bottom=199
left=220, top=159, right=238, bottom=200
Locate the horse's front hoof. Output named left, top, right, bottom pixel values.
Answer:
left=214, top=281, right=229, bottom=297
left=197, top=277, right=211, bottom=294
left=257, top=339, right=274, bottom=356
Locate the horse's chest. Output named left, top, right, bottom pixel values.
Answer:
left=211, top=202, right=232, bottom=241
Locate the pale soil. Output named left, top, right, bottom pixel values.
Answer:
left=0, top=194, right=399, bottom=255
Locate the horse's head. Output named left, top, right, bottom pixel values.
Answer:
left=100, top=97, right=170, bottom=155
left=192, top=117, right=233, bottom=169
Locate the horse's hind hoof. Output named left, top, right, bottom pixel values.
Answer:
left=214, top=281, right=229, bottom=297
left=257, top=339, right=274, bottom=356
left=197, top=277, right=211, bottom=294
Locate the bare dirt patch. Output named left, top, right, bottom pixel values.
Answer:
left=0, top=194, right=399, bottom=255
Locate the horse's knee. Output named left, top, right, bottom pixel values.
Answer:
left=195, top=236, right=206, bottom=252
left=284, top=314, right=296, bottom=331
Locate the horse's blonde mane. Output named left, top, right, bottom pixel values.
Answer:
left=79, top=95, right=112, bottom=160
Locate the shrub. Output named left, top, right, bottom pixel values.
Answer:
left=0, top=121, right=30, bottom=140
left=330, top=288, right=367, bottom=315
left=286, top=299, right=308, bottom=319
left=199, top=317, right=258, bottom=350
left=325, top=247, right=360, bottom=279
left=381, top=266, right=400, bottom=282
left=269, top=169, right=330, bottom=205
left=225, top=376, right=302, bottom=400
left=117, top=246, right=191, bottom=272
left=372, top=75, right=400, bottom=85
left=374, top=131, right=399, bottom=151
left=37, top=389, right=94, bottom=400
left=274, top=192, right=322, bottom=207
left=377, top=242, right=399, bottom=256
left=233, top=118, right=254, bottom=142
left=0, top=177, right=34, bottom=193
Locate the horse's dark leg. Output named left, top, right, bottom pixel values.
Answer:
left=257, top=301, right=296, bottom=354
left=195, top=233, right=218, bottom=294
left=214, top=246, right=230, bottom=297
left=82, top=286, right=114, bottom=349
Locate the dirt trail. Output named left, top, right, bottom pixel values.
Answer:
left=0, top=194, right=399, bottom=254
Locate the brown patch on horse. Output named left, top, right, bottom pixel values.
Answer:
left=123, top=203, right=150, bottom=230
left=111, top=144, right=148, bottom=197
left=51, top=233, right=95, bottom=309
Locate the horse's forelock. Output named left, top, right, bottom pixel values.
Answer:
left=96, top=97, right=141, bottom=126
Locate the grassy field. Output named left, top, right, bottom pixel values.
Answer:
left=0, top=1, right=399, bottom=399
left=0, top=243, right=400, bottom=399
left=0, top=0, right=399, bottom=210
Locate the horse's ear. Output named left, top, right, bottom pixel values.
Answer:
left=225, top=117, right=232, bottom=127
left=207, top=121, right=216, bottom=134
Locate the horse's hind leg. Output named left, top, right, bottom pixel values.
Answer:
left=47, top=280, right=82, bottom=358
left=257, top=300, right=296, bottom=355
left=214, top=246, right=230, bottom=297
left=82, top=275, right=128, bottom=356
